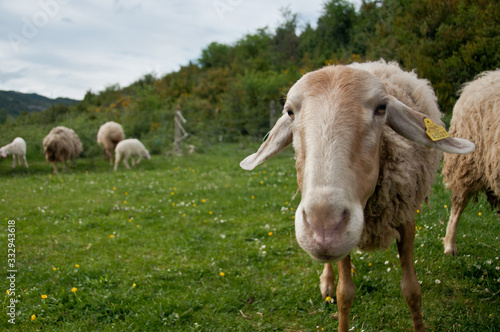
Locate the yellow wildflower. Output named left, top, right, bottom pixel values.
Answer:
left=110, top=235, right=114, bottom=239
left=219, top=272, right=225, bottom=277
left=75, top=264, right=79, bottom=268
left=268, top=232, right=273, bottom=236
left=113, top=187, right=116, bottom=191
left=41, top=295, right=47, bottom=299
left=71, top=287, right=77, bottom=292
left=31, top=314, right=36, bottom=321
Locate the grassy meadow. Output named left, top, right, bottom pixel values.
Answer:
left=1, top=144, right=499, bottom=331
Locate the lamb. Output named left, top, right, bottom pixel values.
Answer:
left=43, top=126, right=83, bottom=174
left=114, top=138, right=150, bottom=171
left=240, top=60, right=475, bottom=332
left=442, top=69, right=500, bottom=255
left=0, top=137, right=29, bottom=168
left=97, top=121, right=124, bottom=165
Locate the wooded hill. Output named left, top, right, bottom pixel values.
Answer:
left=0, top=90, right=77, bottom=121
left=2, top=0, right=499, bottom=158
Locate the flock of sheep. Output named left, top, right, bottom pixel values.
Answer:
left=1, top=60, right=498, bottom=331
left=0, top=121, right=150, bottom=174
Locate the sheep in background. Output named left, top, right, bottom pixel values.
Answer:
left=0, top=137, right=29, bottom=168
left=240, top=60, right=475, bottom=332
left=114, top=138, right=150, bottom=171
left=43, top=126, right=83, bottom=174
left=442, top=69, right=500, bottom=255
left=97, top=121, right=124, bottom=165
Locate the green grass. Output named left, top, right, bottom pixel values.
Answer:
left=1, top=144, right=499, bottom=331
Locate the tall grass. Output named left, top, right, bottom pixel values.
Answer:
left=1, top=144, right=498, bottom=331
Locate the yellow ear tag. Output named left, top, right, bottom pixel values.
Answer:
left=424, top=118, right=450, bottom=141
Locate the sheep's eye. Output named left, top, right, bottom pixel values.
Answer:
left=374, top=104, right=386, bottom=116
left=287, top=109, right=295, bottom=119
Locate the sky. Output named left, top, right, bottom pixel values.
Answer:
left=0, top=0, right=359, bottom=100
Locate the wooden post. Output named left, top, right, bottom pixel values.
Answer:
left=174, top=104, right=188, bottom=155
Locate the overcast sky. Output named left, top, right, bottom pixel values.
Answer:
left=0, top=0, right=359, bottom=100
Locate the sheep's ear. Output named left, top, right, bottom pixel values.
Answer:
left=386, top=96, right=475, bottom=154
left=240, top=114, right=293, bottom=170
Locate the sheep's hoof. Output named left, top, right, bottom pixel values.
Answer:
left=320, top=271, right=336, bottom=299
left=444, top=246, right=457, bottom=256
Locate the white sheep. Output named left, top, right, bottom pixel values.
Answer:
left=0, top=137, right=29, bottom=168
left=43, top=126, right=83, bottom=174
left=240, top=60, right=474, bottom=332
left=114, top=138, right=150, bottom=171
left=442, top=69, right=500, bottom=255
left=97, top=121, right=124, bottom=165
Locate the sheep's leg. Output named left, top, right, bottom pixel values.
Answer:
left=11, top=155, right=16, bottom=168
left=22, top=155, right=29, bottom=168
left=443, top=193, right=470, bottom=255
left=123, top=158, right=131, bottom=169
left=320, top=263, right=336, bottom=299
left=114, top=155, right=120, bottom=171
left=135, top=156, right=142, bottom=166
left=336, top=255, right=355, bottom=332
left=53, top=162, right=58, bottom=174
left=397, top=219, right=424, bottom=332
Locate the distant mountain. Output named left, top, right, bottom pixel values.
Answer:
left=0, top=90, right=79, bottom=117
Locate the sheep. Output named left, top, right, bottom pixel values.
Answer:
left=114, top=138, right=150, bottom=171
left=240, top=60, right=475, bottom=332
left=442, top=69, right=500, bottom=255
left=43, top=126, right=83, bottom=174
left=97, top=121, right=124, bottom=165
left=0, top=137, right=29, bottom=168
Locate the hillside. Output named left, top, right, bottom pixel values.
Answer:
left=0, top=90, right=78, bottom=117
left=0, top=0, right=498, bottom=159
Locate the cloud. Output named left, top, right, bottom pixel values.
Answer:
left=0, top=68, right=27, bottom=84
left=0, top=0, right=328, bottom=99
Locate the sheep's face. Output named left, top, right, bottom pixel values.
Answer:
left=240, top=64, right=475, bottom=263
left=0, top=148, right=7, bottom=158
left=287, top=67, right=388, bottom=262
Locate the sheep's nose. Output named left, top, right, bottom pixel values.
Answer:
left=303, top=207, right=351, bottom=248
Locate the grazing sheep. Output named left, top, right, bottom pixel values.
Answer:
left=0, top=137, right=29, bottom=168
left=442, top=69, right=500, bottom=255
left=240, top=60, right=475, bottom=332
left=97, top=121, right=124, bottom=165
left=43, top=126, right=83, bottom=174
left=114, top=138, right=150, bottom=171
